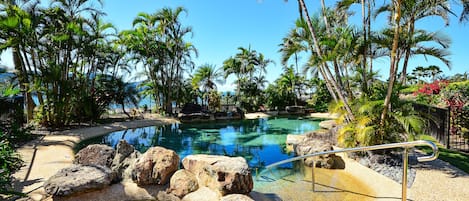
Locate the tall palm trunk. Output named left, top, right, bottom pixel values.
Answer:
left=361, top=0, right=369, bottom=94
left=367, top=0, right=373, bottom=75
left=297, top=0, right=354, bottom=120
left=400, top=16, right=415, bottom=84
left=380, top=0, right=402, bottom=127
left=320, top=0, right=346, bottom=98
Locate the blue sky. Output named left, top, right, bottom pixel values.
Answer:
left=1, top=0, right=468, bottom=91
left=105, top=0, right=469, bottom=91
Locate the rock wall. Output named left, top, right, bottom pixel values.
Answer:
left=44, top=141, right=255, bottom=201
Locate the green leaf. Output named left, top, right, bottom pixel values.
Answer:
left=22, top=18, right=31, bottom=28
left=2, top=16, right=19, bottom=28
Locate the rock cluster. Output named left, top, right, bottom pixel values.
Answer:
left=289, top=131, right=345, bottom=169
left=182, top=154, right=253, bottom=195
left=132, top=146, right=179, bottom=185
left=43, top=140, right=255, bottom=201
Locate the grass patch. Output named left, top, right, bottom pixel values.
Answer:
left=418, top=135, right=469, bottom=174
left=400, top=85, right=419, bottom=94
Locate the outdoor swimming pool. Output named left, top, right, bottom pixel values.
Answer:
left=77, top=116, right=377, bottom=200
left=77, top=116, right=320, bottom=170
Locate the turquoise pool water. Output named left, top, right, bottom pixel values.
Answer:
left=77, top=116, right=320, bottom=169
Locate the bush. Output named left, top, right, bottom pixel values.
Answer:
left=0, top=131, right=24, bottom=198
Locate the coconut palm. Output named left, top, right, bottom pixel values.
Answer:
left=124, top=7, right=196, bottom=115
left=222, top=46, right=270, bottom=109
left=285, top=0, right=356, bottom=120
left=192, top=64, right=224, bottom=108
left=374, top=0, right=451, bottom=84
left=112, top=77, right=141, bottom=118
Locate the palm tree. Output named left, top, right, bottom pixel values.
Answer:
left=427, top=65, right=443, bottom=81
left=192, top=64, right=224, bottom=108
left=291, top=0, right=355, bottom=120
left=112, top=77, right=141, bottom=118
left=223, top=46, right=268, bottom=108
left=124, top=7, right=196, bottom=115
left=279, top=66, right=299, bottom=106
left=374, top=0, right=451, bottom=85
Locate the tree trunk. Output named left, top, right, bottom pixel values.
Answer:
left=305, top=0, right=354, bottom=120
left=380, top=0, right=402, bottom=127
left=400, top=17, right=415, bottom=85
left=361, top=0, right=368, bottom=94
left=121, top=102, right=131, bottom=119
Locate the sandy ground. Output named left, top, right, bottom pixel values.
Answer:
left=10, top=112, right=469, bottom=201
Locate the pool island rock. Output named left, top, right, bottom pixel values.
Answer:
left=42, top=140, right=255, bottom=201
left=287, top=130, right=345, bottom=169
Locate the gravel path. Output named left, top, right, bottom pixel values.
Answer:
left=409, top=157, right=469, bottom=201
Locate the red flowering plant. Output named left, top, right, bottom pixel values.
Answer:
left=438, top=81, right=469, bottom=136
left=413, top=80, right=449, bottom=105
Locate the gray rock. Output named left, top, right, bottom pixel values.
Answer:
left=111, top=140, right=141, bottom=181
left=44, top=165, right=112, bottom=196
left=74, top=144, right=115, bottom=168
left=169, top=169, right=199, bottom=198
left=182, top=154, right=253, bottom=196
left=158, top=191, right=182, bottom=201
left=221, top=194, right=254, bottom=201
left=295, top=136, right=344, bottom=169
left=286, top=134, right=305, bottom=146
left=319, top=120, right=336, bottom=130
left=366, top=153, right=417, bottom=187
left=181, top=187, right=220, bottom=201
left=132, top=146, right=179, bottom=185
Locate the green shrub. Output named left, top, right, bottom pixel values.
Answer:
left=400, top=85, right=419, bottom=94
left=0, top=131, right=24, bottom=198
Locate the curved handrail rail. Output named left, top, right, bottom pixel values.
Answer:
left=265, top=140, right=438, bottom=169
left=263, top=140, right=439, bottom=201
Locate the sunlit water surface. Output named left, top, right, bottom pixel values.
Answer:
left=77, top=116, right=374, bottom=200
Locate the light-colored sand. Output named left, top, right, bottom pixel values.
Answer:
left=310, top=113, right=339, bottom=119
left=409, top=157, right=469, bottom=201
left=11, top=112, right=469, bottom=201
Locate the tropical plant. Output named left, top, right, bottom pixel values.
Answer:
left=223, top=46, right=272, bottom=111
left=191, top=64, right=224, bottom=109
left=332, top=96, right=425, bottom=148
left=307, top=78, right=332, bottom=112
left=0, top=131, right=23, bottom=198
left=122, top=7, right=197, bottom=115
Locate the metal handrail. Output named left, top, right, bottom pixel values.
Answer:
left=264, top=140, right=439, bottom=201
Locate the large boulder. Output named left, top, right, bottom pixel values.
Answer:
left=286, top=134, right=306, bottom=146
left=74, top=144, right=115, bottom=168
left=181, top=187, right=220, bottom=201
left=157, top=191, right=182, bottom=201
left=44, top=165, right=113, bottom=197
left=319, top=120, right=337, bottom=130
left=111, top=140, right=141, bottom=181
left=182, top=154, right=253, bottom=196
left=294, top=134, right=344, bottom=169
left=169, top=169, right=199, bottom=198
left=132, top=146, right=179, bottom=185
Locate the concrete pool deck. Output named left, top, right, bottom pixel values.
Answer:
left=11, top=113, right=469, bottom=201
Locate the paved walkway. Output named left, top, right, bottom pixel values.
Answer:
left=10, top=113, right=469, bottom=201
